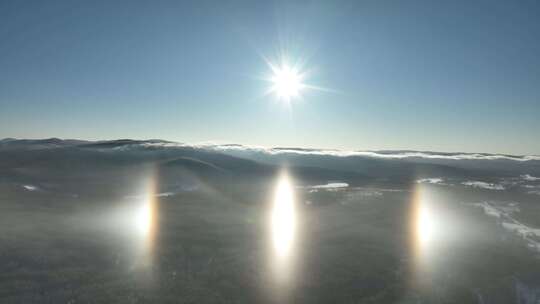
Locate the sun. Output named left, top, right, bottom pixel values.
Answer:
left=263, top=55, right=327, bottom=103
left=269, top=63, right=305, bottom=102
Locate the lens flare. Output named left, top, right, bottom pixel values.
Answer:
left=409, top=184, right=446, bottom=290
left=271, top=173, right=296, bottom=258
left=131, top=172, right=159, bottom=272
left=417, top=203, right=434, bottom=245
left=135, top=197, right=153, bottom=237
left=410, top=185, right=436, bottom=252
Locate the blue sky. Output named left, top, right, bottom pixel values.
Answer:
left=1, top=0, right=539, bottom=154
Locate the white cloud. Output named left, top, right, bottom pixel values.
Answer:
left=471, top=201, right=540, bottom=252
left=22, top=185, right=38, bottom=191
left=416, top=178, right=444, bottom=184
left=462, top=181, right=505, bottom=191
left=472, top=202, right=505, bottom=218
left=304, top=182, right=349, bottom=192
left=124, top=192, right=176, bottom=199
left=156, top=192, right=175, bottom=197
left=308, top=182, right=349, bottom=189
left=521, top=174, right=540, bottom=181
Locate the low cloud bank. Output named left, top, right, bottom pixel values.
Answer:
left=138, top=142, right=540, bottom=162
left=195, top=144, right=540, bottom=162
left=5, top=139, right=540, bottom=162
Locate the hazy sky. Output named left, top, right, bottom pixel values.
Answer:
left=1, top=0, right=539, bottom=154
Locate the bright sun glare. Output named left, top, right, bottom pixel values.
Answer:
left=271, top=174, right=296, bottom=258
left=136, top=199, right=152, bottom=237
left=417, top=203, right=433, bottom=245
left=271, top=64, right=304, bottom=101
